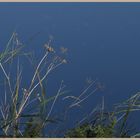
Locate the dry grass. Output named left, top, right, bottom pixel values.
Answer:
left=0, top=32, right=99, bottom=137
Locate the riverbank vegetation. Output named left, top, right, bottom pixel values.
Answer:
left=0, top=32, right=140, bottom=138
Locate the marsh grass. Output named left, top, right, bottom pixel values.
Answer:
left=0, top=32, right=99, bottom=137
left=0, top=32, right=69, bottom=137
left=65, top=92, right=140, bottom=138
left=0, top=32, right=140, bottom=138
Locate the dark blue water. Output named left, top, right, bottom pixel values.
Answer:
left=0, top=2, right=140, bottom=136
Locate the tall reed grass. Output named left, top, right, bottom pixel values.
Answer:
left=0, top=32, right=140, bottom=138
left=0, top=32, right=68, bottom=137
left=0, top=32, right=99, bottom=137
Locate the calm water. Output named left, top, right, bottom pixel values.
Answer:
left=0, top=2, right=140, bottom=135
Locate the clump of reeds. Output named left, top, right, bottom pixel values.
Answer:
left=65, top=92, right=140, bottom=138
left=0, top=32, right=69, bottom=137
left=0, top=32, right=99, bottom=138
left=1, top=32, right=140, bottom=138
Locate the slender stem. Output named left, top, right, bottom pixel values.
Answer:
left=0, top=63, right=12, bottom=94
left=16, top=64, right=53, bottom=119
left=29, top=51, right=48, bottom=90
left=43, top=81, right=64, bottom=127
